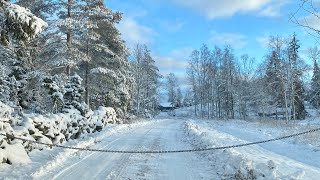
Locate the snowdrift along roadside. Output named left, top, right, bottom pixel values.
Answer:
left=184, top=120, right=320, bottom=180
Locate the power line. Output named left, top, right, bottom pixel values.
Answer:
left=1, top=127, right=319, bottom=154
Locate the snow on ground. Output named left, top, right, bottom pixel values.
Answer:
left=0, top=119, right=153, bottom=179
left=31, top=119, right=217, bottom=180
left=211, top=119, right=320, bottom=163
left=2, top=108, right=320, bottom=179
left=184, top=119, right=320, bottom=179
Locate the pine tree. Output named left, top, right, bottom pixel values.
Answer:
left=264, top=36, right=289, bottom=121
left=86, top=7, right=132, bottom=118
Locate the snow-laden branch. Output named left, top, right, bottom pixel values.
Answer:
left=1, top=0, right=47, bottom=42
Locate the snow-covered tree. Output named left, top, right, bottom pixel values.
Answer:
left=63, top=74, right=88, bottom=116
left=288, top=33, right=306, bottom=120
left=131, top=44, right=161, bottom=117
left=86, top=10, right=133, bottom=118
left=166, top=73, right=178, bottom=107
left=309, top=47, right=320, bottom=108
left=264, top=36, right=288, bottom=120
left=221, top=46, right=236, bottom=119
left=43, top=76, right=64, bottom=113
left=0, top=0, right=47, bottom=46
left=0, top=0, right=46, bottom=111
left=183, top=89, right=193, bottom=107
left=176, top=87, right=183, bottom=107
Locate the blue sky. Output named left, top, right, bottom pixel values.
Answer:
left=107, top=0, right=320, bottom=88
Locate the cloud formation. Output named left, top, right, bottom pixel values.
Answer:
left=172, top=0, right=288, bottom=19
left=117, top=16, right=156, bottom=49
left=154, top=56, right=189, bottom=74
left=259, top=0, right=289, bottom=17
left=209, top=31, right=247, bottom=49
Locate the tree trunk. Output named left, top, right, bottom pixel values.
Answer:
left=85, top=61, right=89, bottom=106
left=66, top=0, right=72, bottom=77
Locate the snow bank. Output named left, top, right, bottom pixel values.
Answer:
left=0, top=141, right=31, bottom=164
left=0, top=102, right=30, bottom=165
left=0, top=101, right=118, bottom=165
left=184, top=121, right=317, bottom=179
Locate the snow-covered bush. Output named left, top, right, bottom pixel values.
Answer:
left=0, top=100, right=118, bottom=165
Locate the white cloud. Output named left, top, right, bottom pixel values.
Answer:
left=256, top=36, right=269, bottom=48
left=209, top=31, right=247, bottom=49
left=259, top=0, right=289, bottom=17
left=154, top=47, right=193, bottom=73
left=154, top=56, right=189, bottom=73
left=154, top=47, right=193, bottom=93
left=172, top=0, right=288, bottom=19
left=117, top=16, right=156, bottom=49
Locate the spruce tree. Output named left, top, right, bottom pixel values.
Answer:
left=310, top=48, right=320, bottom=108
left=43, top=76, right=64, bottom=113
left=63, top=74, right=88, bottom=116
left=265, top=50, right=285, bottom=108
left=288, top=33, right=306, bottom=120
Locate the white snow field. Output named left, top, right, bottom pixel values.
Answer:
left=1, top=114, right=320, bottom=179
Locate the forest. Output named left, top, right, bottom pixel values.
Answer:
left=0, top=0, right=161, bottom=119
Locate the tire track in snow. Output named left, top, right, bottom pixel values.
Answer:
left=45, top=121, right=160, bottom=179
left=33, top=119, right=217, bottom=180
left=32, top=121, right=156, bottom=179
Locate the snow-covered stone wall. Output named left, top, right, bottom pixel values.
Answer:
left=0, top=101, right=118, bottom=165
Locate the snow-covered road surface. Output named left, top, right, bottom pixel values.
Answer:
left=32, top=119, right=216, bottom=180
left=2, top=117, right=320, bottom=179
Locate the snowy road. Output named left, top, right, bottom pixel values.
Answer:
left=2, top=117, right=320, bottom=179
left=32, top=119, right=216, bottom=180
